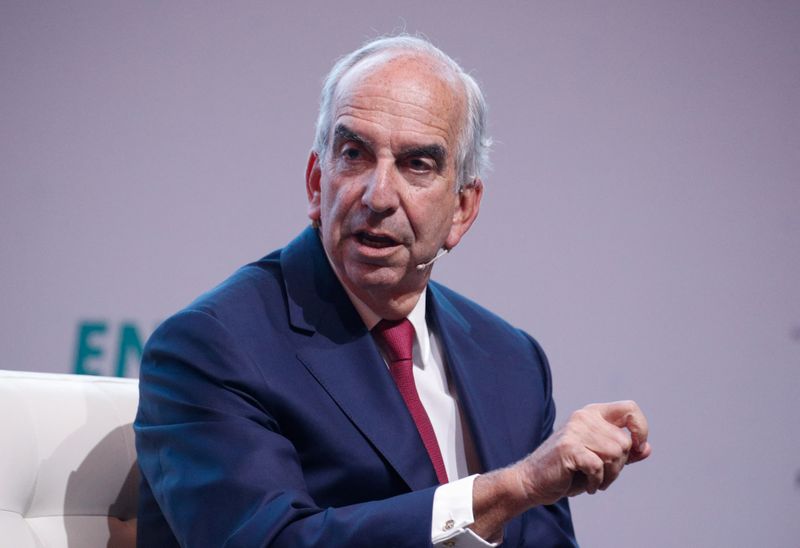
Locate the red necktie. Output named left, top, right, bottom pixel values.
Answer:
left=373, top=319, right=449, bottom=484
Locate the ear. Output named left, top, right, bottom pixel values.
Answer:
left=445, top=178, right=483, bottom=250
left=305, top=151, right=322, bottom=223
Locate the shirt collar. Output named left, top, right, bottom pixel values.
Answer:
left=347, top=286, right=430, bottom=363
left=341, top=280, right=428, bottom=341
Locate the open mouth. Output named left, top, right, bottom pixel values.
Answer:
left=355, top=231, right=400, bottom=249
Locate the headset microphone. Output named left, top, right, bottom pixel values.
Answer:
left=416, top=248, right=449, bottom=271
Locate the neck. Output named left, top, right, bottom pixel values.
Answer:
left=343, top=282, right=424, bottom=326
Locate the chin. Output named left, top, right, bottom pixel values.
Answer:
left=348, top=265, right=404, bottom=289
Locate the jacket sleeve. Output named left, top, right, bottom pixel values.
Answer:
left=135, top=308, right=437, bottom=548
left=515, top=331, right=578, bottom=548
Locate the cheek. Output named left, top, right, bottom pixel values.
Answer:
left=320, top=181, right=359, bottom=227
left=409, top=197, right=455, bottom=239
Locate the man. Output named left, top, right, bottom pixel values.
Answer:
left=135, top=35, right=651, bottom=547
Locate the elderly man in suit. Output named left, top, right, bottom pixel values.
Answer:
left=135, top=35, right=651, bottom=547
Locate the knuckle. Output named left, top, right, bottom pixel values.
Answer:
left=570, top=408, right=589, bottom=422
left=555, top=435, right=575, bottom=454
left=618, top=433, right=633, bottom=452
left=613, top=399, right=634, bottom=413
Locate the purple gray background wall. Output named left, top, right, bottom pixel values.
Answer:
left=2, top=1, right=798, bottom=545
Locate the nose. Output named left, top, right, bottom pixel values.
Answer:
left=361, top=160, right=399, bottom=214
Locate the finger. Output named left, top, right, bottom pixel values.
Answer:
left=576, top=408, right=633, bottom=463
left=564, top=407, right=632, bottom=489
left=570, top=471, right=588, bottom=496
left=627, top=440, right=652, bottom=464
left=594, top=400, right=649, bottom=451
left=588, top=417, right=633, bottom=457
left=571, top=449, right=605, bottom=495
left=599, top=457, right=626, bottom=491
left=587, top=441, right=630, bottom=476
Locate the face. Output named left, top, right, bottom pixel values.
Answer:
left=306, top=52, right=482, bottom=317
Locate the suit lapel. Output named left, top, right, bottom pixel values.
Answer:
left=428, top=284, right=525, bottom=546
left=281, top=228, right=439, bottom=491
left=427, top=284, right=517, bottom=474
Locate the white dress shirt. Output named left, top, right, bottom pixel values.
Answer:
left=343, top=288, right=497, bottom=547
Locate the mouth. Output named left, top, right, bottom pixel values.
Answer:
left=354, top=231, right=401, bottom=249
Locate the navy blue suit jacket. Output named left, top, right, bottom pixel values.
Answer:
left=135, top=227, right=576, bottom=547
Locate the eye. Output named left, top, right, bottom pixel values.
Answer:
left=405, top=156, right=435, bottom=173
left=341, top=145, right=362, bottom=161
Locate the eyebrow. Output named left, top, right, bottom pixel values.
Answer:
left=333, top=124, right=371, bottom=149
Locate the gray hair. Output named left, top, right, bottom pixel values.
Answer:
left=312, top=35, right=491, bottom=190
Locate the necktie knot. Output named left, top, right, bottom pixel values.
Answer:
left=372, top=319, right=414, bottom=363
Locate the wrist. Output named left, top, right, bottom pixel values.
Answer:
left=469, top=466, right=534, bottom=541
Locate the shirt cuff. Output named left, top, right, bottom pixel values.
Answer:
left=431, top=474, right=499, bottom=547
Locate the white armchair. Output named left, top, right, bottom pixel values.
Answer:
left=0, top=370, right=139, bottom=548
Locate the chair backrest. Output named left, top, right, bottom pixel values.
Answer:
left=0, top=370, right=139, bottom=548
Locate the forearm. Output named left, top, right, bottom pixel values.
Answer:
left=469, top=467, right=532, bottom=542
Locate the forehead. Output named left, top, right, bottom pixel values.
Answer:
left=331, top=52, right=466, bottom=151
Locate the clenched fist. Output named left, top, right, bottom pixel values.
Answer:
left=470, top=400, right=651, bottom=541
left=515, top=400, right=651, bottom=505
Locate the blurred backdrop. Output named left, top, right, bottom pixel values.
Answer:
left=1, top=1, right=798, bottom=546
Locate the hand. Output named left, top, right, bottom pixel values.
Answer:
left=514, top=400, right=651, bottom=506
